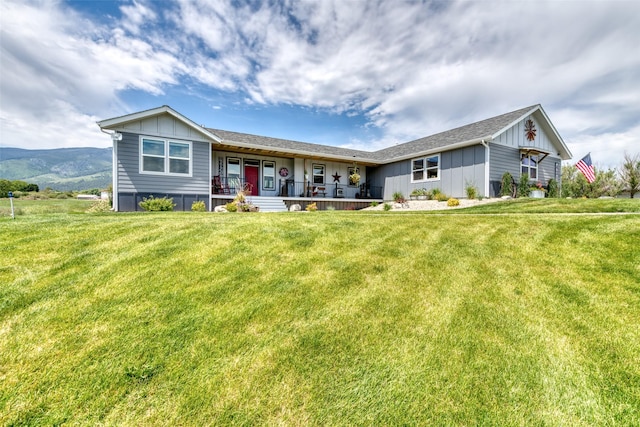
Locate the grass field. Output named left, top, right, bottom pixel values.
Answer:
left=1, top=199, right=639, bottom=425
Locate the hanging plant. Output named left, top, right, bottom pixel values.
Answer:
left=349, top=163, right=360, bottom=186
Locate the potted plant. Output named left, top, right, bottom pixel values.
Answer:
left=410, top=188, right=429, bottom=200
left=529, top=181, right=546, bottom=198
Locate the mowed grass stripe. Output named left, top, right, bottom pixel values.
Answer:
left=1, top=210, right=639, bottom=425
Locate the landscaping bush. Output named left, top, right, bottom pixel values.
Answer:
left=518, top=173, right=530, bottom=198
left=435, top=192, right=449, bottom=202
left=139, top=196, right=176, bottom=211
left=306, top=202, right=318, bottom=212
left=383, top=203, right=392, bottom=211
left=225, top=202, right=238, bottom=212
left=392, top=191, right=405, bottom=203
left=465, top=184, right=477, bottom=200
left=547, top=179, right=559, bottom=198
left=447, top=198, right=460, bottom=207
left=191, top=200, right=206, bottom=212
left=501, top=172, right=514, bottom=197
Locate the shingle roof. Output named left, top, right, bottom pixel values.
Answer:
left=208, top=105, right=540, bottom=163
left=206, top=128, right=377, bottom=161
left=373, top=105, right=538, bottom=161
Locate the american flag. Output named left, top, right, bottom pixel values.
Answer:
left=576, top=153, right=596, bottom=183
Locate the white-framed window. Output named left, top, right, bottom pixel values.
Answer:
left=263, top=161, right=275, bottom=190
left=140, top=137, right=192, bottom=176
left=521, top=153, right=538, bottom=179
left=412, top=154, right=440, bottom=182
left=312, top=164, right=325, bottom=184
left=227, top=157, right=241, bottom=182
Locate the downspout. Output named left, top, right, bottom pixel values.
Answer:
left=480, top=140, right=490, bottom=197
left=100, top=128, right=121, bottom=211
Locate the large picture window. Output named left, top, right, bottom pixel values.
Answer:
left=312, top=164, right=325, bottom=184
left=521, top=154, right=538, bottom=179
left=412, top=154, right=440, bottom=182
left=141, top=137, right=191, bottom=176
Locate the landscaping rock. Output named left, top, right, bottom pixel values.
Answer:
left=289, top=204, right=302, bottom=212
left=214, top=205, right=227, bottom=213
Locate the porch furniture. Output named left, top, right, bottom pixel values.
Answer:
left=212, top=176, right=230, bottom=195
left=312, top=186, right=326, bottom=197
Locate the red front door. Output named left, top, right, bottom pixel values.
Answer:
left=244, top=165, right=259, bottom=196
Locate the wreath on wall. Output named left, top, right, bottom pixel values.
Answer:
left=279, top=167, right=289, bottom=177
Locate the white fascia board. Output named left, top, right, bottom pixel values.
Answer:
left=490, top=105, right=541, bottom=141
left=97, top=105, right=222, bottom=143
left=383, top=138, right=490, bottom=164
left=534, top=106, right=573, bottom=160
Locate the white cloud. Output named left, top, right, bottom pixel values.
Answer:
left=1, top=0, right=639, bottom=164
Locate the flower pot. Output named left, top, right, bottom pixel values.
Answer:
left=529, top=190, right=545, bottom=198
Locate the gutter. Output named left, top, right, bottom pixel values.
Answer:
left=100, top=128, right=122, bottom=211
left=480, top=139, right=490, bottom=197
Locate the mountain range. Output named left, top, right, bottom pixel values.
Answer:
left=0, top=147, right=112, bottom=191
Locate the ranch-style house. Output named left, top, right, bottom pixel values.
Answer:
left=97, top=104, right=572, bottom=211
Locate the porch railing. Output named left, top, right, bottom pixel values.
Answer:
left=212, top=176, right=382, bottom=199
left=212, top=176, right=249, bottom=195
left=277, top=179, right=382, bottom=199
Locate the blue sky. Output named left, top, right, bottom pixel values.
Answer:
left=1, top=0, right=639, bottom=169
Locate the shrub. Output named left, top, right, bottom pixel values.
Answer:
left=306, top=202, right=318, bottom=212
left=225, top=202, right=238, bottom=212
left=435, top=192, right=449, bottom=202
left=518, top=173, right=530, bottom=198
left=447, top=198, right=460, bottom=207
left=191, top=200, right=206, bottom=212
left=370, top=201, right=379, bottom=207
left=87, top=199, right=111, bottom=213
left=392, top=191, right=405, bottom=203
left=547, top=180, right=558, bottom=198
left=431, top=188, right=442, bottom=197
left=383, top=203, right=392, bottom=211
left=139, top=196, right=176, bottom=211
left=465, top=183, right=477, bottom=200
left=501, top=172, right=514, bottom=197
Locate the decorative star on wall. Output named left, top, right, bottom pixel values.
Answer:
left=332, top=172, right=341, bottom=182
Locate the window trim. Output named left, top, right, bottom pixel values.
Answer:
left=411, top=154, right=440, bottom=183
left=521, top=153, right=538, bottom=180
left=312, top=163, right=325, bottom=185
left=140, top=136, right=192, bottom=177
left=262, top=160, right=276, bottom=190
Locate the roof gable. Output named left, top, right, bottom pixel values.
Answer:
left=97, top=105, right=221, bottom=142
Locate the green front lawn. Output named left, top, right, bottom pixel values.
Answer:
left=1, top=203, right=639, bottom=425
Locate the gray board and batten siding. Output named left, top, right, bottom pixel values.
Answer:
left=369, top=144, right=486, bottom=200
left=489, top=143, right=561, bottom=197
left=115, top=131, right=210, bottom=211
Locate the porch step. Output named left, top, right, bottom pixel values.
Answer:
left=247, top=196, right=288, bottom=212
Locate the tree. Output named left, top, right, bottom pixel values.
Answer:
left=590, top=168, right=621, bottom=198
left=619, top=153, right=640, bottom=198
left=561, top=165, right=590, bottom=197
